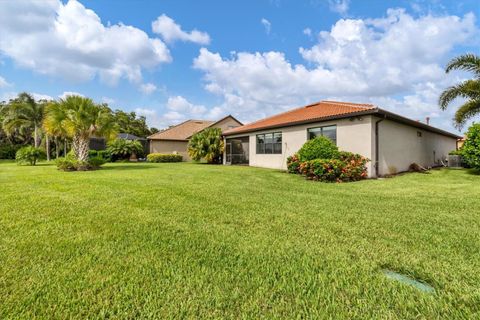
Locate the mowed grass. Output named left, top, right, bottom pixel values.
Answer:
left=0, top=162, right=479, bottom=319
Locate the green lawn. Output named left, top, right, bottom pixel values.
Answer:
left=0, top=162, right=479, bottom=319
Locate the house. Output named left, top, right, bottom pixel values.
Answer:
left=222, top=101, right=461, bottom=177
left=148, top=115, right=242, bottom=160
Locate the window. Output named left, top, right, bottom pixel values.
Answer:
left=256, top=132, right=282, bottom=154
left=307, top=125, right=337, bottom=144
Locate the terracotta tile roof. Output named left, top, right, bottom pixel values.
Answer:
left=224, top=100, right=376, bottom=135
left=148, top=119, right=214, bottom=140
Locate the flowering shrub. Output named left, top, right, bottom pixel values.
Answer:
left=147, top=153, right=183, bottom=163
left=287, top=154, right=301, bottom=174
left=288, top=148, right=369, bottom=182
left=299, top=157, right=368, bottom=182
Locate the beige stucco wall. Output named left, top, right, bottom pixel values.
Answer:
left=225, top=116, right=457, bottom=177
left=225, top=116, right=376, bottom=177
left=149, top=140, right=190, bottom=161
left=377, top=119, right=457, bottom=175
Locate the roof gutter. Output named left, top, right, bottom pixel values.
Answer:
left=223, top=109, right=461, bottom=139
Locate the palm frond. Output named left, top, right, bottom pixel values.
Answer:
left=445, top=53, right=480, bottom=76
left=438, top=79, right=480, bottom=110
left=454, top=99, right=480, bottom=129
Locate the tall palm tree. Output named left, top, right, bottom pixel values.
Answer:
left=44, top=95, right=117, bottom=162
left=2, top=92, right=44, bottom=147
left=43, top=101, right=69, bottom=159
left=439, top=53, right=480, bottom=128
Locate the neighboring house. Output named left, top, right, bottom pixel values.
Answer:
left=222, top=100, right=461, bottom=177
left=148, top=115, right=242, bottom=160
left=89, top=133, right=148, bottom=154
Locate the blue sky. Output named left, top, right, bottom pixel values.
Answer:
left=0, top=0, right=478, bottom=132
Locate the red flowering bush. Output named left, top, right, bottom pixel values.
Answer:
left=299, top=156, right=368, bottom=182
left=287, top=154, right=301, bottom=173
left=288, top=149, right=369, bottom=182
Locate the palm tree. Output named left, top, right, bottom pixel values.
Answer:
left=44, top=95, right=117, bottom=162
left=439, top=53, right=480, bottom=128
left=2, top=92, right=45, bottom=147
left=43, top=101, right=69, bottom=159
left=188, top=127, right=224, bottom=164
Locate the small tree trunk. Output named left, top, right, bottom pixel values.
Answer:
left=73, top=134, right=90, bottom=162
left=64, top=139, right=67, bottom=157
left=34, top=125, right=39, bottom=148
left=46, top=134, right=51, bottom=161
left=55, top=137, right=59, bottom=159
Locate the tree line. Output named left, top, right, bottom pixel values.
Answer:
left=0, top=93, right=158, bottom=160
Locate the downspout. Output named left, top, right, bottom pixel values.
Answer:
left=375, top=115, right=386, bottom=177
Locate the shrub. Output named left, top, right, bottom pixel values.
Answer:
left=449, top=149, right=462, bottom=156
left=188, top=128, right=224, bottom=164
left=107, top=139, right=143, bottom=161
left=297, top=136, right=339, bottom=161
left=88, top=156, right=106, bottom=168
left=97, top=150, right=111, bottom=161
left=55, top=157, right=77, bottom=171
left=299, top=157, right=368, bottom=182
left=461, top=123, right=480, bottom=170
left=89, top=149, right=111, bottom=162
left=147, top=153, right=183, bottom=163
left=56, top=155, right=106, bottom=171
left=0, top=144, right=22, bottom=159
left=88, top=150, right=98, bottom=158
left=287, top=154, right=301, bottom=174
left=15, top=146, right=45, bottom=165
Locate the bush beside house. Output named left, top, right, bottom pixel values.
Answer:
left=147, top=153, right=183, bottom=163
left=461, top=123, right=480, bottom=170
left=287, top=136, right=369, bottom=182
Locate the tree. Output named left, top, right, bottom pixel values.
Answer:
left=112, top=109, right=153, bottom=138
left=439, top=53, right=480, bottom=128
left=461, top=123, right=480, bottom=170
left=188, top=128, right=224, bottom=164
left=2, top=93, right=45, bottom=147
left=44, top=96, right=117, bottom=162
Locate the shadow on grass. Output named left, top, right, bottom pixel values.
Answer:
left=101, top=164, right=156, bottom=171
left=467, top=168, right=480, bottom=175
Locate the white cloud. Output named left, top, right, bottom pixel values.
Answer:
left=303, top=28, right=312, bottom=37
left=32, top=93, right=54, bottom=101
left=0, top=0, right=171, bottom=85
left=102, top=97, right=115, bottom=105
left=261, top=18, right=272, bottom=35
left=133, top=96, right=211, bottom=129
left=193, top=10, right=477, bottom=131
left=59, top=91, right=83, bottom=99
left=0, top=76, right=11, bottom=88
left=139, top=83, right=157, bottom=94
left=329, top=0, right=350, bottom=15
left=135, top=108, right=156, bottom=116
left=152, top=14, right=210, bottom=45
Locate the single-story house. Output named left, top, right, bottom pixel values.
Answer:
left=222, top=100, right=461, bottom=177
left=148, top=115, right=242, bottom=160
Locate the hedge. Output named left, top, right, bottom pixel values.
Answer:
left=147, top=153, right=183, bottom=163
